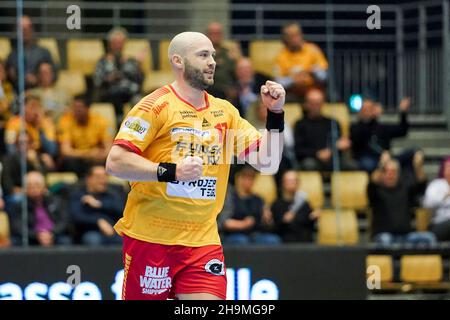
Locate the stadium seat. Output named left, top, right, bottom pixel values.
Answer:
left=67, top=39, right=105, bottom=75
left=366, top=255, right=394, bottom=284
left=0, top=37, right=11, bottom=60
left=331, top=171, right=369, bottom=211
left=284, top=103, right=303, bottom=130
left=90, top=102, right=117, bottom=135
left=55, top=69, right=86, bottom=97
left=251, top=174, right=277, bottom=206
left=123, top=39, right=153, bottom=73
left=46, top=172, right=78, bottom=187
left=321, top=103, right=350, bottom=138
left=317, top=209, right=359, bottom=245
left=143, top=71, right=173, bottom=93
left=400, top=255, right=443, bottom=283
left=159, top=40, right=171, bottom=72
left=297, top=171, right=324, bottom=209
left=415, top=207, right=432, bottom=232
left=0, top=211, right=11, bottom=247
left=249, top=40, right=283, bottom=77
left=37, top=38, right=60, bottom=64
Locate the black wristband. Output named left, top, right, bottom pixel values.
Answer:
left=157, top=163, right=177, bottom=182
left=266, top=110, right=285, bottom=132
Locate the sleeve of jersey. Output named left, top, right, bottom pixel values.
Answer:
left=230, top=105, right=262, bottom=160
left=113, top=102, right=160, bottom=156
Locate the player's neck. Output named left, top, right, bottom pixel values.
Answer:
left=171, top=81, right=206, bottom=110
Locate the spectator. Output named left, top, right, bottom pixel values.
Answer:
left=69, top=165, right=124, bottom=246
left=93, top=27, right=144, bottom=121
left=423, top=157, right=450, bottom=241
left=275, top=22, right=328, bottom=101
left=294, top=88, right=355, bottom=171
left=205, top=21, right=237, bottom=100
left=351, top=97, right=411, bottom=173
left=5, top=93, right=57, bottom=158
left=368, top=156, right=435, bottom=246
left=6, top=16, right=56, bottom=90
left=57, top=95, right=113, bottom=177
left=232, top=57, right=269, bottom=117
left=30, top=62, right=70, bottom=122
left=0, top=60, right=15, bottom=154
left=271, top=170, right=320, bottom=242
left=8, top=171, right=72, bottom=246
left=220, top=165, right=281, bottom=245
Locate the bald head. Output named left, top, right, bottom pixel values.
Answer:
left=168, top=32, right=213, bottom=64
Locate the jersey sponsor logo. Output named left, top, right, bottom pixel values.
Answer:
left=121, top=117, right=150, bottom=141
left=170, top=127, right=211, bottom=139
left=152, top=101, right=169, bottom=116
left=166, top=177, right=217, bottom=199
left=179, top=110, right=198, bottom=119
left=202, top=118, right=211, bottom=128
left=205, top=259, right=225, bottom=276
left=140, top=266, right=172, bottom=295
left=211, top=110, right=224, bottom=118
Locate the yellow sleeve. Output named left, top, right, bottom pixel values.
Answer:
left=57, top=115, right=71, bottom=143
left=97, top=116, right=113, bottom=144
left=4, top=117, right=19, bottom=145
left=42, top=117, right=56, bottom=141
left=113, top=98, right=165, bottom=155
left=310, top=44, right=328, bottom=70
left=227, top=101, right=262, bottom=160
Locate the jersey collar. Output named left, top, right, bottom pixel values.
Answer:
left=168, top=84, right=210, bottom=112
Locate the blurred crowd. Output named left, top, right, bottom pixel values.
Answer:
left=1, top=16, right=450, bottom=248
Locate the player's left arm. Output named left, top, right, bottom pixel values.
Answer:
left=246, top=80, right=285, bottom=175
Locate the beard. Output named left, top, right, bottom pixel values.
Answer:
left=183, top=59, right=213, bottom=91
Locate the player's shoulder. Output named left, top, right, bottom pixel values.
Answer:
left=206, top=93, right=240, bottom=118
left=139, top=86, right=172, bottom=107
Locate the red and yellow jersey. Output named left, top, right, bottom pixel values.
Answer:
left=275, top=42, right=328, bottom=79
left=113, top=85, right=262, bottom=247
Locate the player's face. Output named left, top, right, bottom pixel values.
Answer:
left=183, top=42, right=216, bottom=90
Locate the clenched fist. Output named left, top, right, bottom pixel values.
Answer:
left=176, top=156, right=203, bottom=181
left=260, top=80, right=285, bottom=113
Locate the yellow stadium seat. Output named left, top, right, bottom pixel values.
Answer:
left=284, top=103, right=303, bottom=130
left=159, top=40, right=171, bottom=72
left=251, top=174, right=277, bottom=206
left=0, top=37, right=11, bottom=60
left=366, top=255, right=394, bottom=283
left=67, top=39, right=105, bottom=75
left=143, top=71, right=173, bottom=93
left=223, top=40, right=242, bottom=60
left=37, top=38, right=60, bottom=64
left=90, top=102, right=117, bottom=135
left=321, top=103, right=350, bottom=138
left=317, top=209, right=359, bottom=245
left=401, top=255, right=443, bottom=283
left=123, top=39, right=152, bottom=73
left=55, top=70, right=86, bottom=97
left=46, top=172, right=78, bottom=187
left=0, top=211, right=11, bottom=247
left=331, top=171, right=369, bottom=211
left=415, top=208, right=432, bottom=232
left=297, top=171, right=324, bottom=209
left=249, top=40, right=284, bottom=77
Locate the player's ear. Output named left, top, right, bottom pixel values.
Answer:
left=171, top=54, right=184, bottom=70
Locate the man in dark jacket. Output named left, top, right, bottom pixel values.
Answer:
left=8, top=171, right=72, bottom=246
left=69, top=165, right=124, bottom=245
left=351, top=97, right=410, bottom=172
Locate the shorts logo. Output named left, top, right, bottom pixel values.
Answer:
left=140, top=266, right=172, bottom=295
left=205, top=259, right=224, bottom=276
left=121, top=117, right=150, bottom=141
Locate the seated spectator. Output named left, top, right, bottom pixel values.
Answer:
left=30, top=62, right=70, bottom=122
left=6, top=16, right=56, bottom=90
left=93, top=27, right=143, bottom=120
left=205, top=21, right=237, bottom=100
left=294, top=88, right=355, bottom=171
left=271, top=170, right=320, bottom=242
left=351, top=96, right=411, bottom=173
left=220, top=165, right=281, bottom=245
left=8, top=171, right=72, bottom=246
left=5, top=93, right=57, bottom=158
left=58, top=95, right=113, bottom=177
left=232, top=57, right=269, bottom=117
left=275, top=22, right=328, bottom=101
left=0, top=59, right=15, bottom=154
left=69, top=165, right=124, bottom=246
left=369, top=156, right=435, bottom=246
left=2, top=132, right=54, bottom=210
left=423, top=157, right=450, bottom=241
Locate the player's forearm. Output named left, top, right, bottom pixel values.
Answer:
left=248, top=130, right=284, bottom=175
left=106, top=145, right=159, bottom=181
